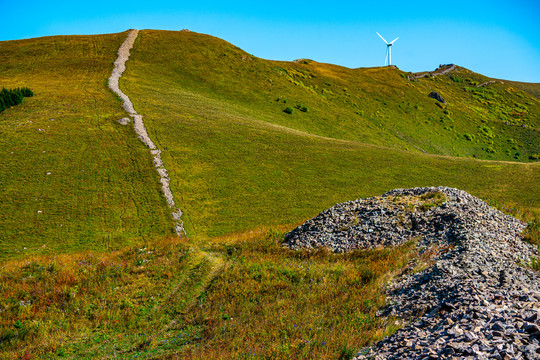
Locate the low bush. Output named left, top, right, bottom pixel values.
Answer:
left=0, top=87, right=33, bottom=113
left=478, top=125, right=495, bottom=139
left=523, top=220, right=540, bottom=247
left=284, top=106, right=294, bottom=114
left=295, top=104, right=309, bottom=112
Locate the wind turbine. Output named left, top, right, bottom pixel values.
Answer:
left=377, top=32, right=399, bottom=66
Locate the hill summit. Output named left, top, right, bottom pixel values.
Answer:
left=284, top=187, right=540, bottom=359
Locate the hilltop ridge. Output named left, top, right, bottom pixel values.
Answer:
left=127, top=29, right=539, bottom=162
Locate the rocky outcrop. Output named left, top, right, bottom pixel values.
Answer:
left=283, top=187, right=540, bottom=359
left=429, top=91, right=446, bottom=104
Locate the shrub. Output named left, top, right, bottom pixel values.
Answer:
left=523, top=220, right=539, bottom=247
left=295, top=104, right=308, bottom=112
left=450, top=76, right=463, bottom=83
left=0, top=87, right=33, bottom=113
left=463, top=134, right=474, bottom=141
left=338, top=345, right=355, bottom=360
left=283, top=107, right=294, bottom=114
left=19, top=87, right=34, bottom=97
left=478, top=125, right=494, bottom=139
left=531, top=257, right=540, bottom=271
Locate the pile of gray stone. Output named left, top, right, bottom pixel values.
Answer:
left=283, top=187, right=540, bottom=359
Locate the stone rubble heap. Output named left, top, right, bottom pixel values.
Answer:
left=283, top=187, right=540, bottom=359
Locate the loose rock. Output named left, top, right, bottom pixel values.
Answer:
left=283, top=187, right=539, bottom=359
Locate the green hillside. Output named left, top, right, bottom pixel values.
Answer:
left=122, top=29, right=539, bottom=238
left=0, top=29, right=538, bottom=359
left=125, top=30, right=539, bottom=162
left=0, top=32, right=175, bottom=259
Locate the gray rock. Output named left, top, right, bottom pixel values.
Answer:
left=117, top=117, right=131, bottom=125
left=282, top=187, right=540, bottom=360
left=428, top=91, right=446, bottom=103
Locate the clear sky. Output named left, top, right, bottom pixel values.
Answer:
left=2, top=0, right=539, bottom=82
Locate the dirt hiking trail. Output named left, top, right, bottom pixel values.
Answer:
left=109, top=29, right=186, bottom=237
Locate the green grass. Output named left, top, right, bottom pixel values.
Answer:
left=0, top=236, right=209, bottom=358
left=523, top=220, right=540, bottom=247
left=122, top=29, right=539, bottom=239
left=0, top=29, right=539, bottom=360
left=177, top=230, right=415, bottom=359
left=0, top=32, right=175, bottom=259
left=0, top=229, right=415, bottom=359
left=123, top=30, right=539, bottom=162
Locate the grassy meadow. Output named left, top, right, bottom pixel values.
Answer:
left=0, top=29, right=539, bottom=359
left=0, top=32, right=175, bottom=260
left=122, top=29, right=539, bottom=239
left=124, top=30, right=539, bottom=162
left=0, top=228, right=419, bottom=359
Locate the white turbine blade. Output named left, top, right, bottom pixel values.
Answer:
left=377, top=32, right=389, bottom=44
left=390, top=37, right=399, bottom=44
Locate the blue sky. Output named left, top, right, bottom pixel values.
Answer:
left=2, top=0, right=539, bottom=82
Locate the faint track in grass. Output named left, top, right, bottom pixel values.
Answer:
left=108, top=29, right=186, bottom=237
left=160, top=250, right=227, bottom=331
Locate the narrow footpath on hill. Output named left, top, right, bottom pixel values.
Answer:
left=408, top=64, right=457, bottom=81
left=108, top=29, right=186, bottom=237
left=106, top=33, right=231, bottom=347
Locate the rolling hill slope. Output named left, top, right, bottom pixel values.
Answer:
left=0, top=29, right=539, bottom=360
left=0, top=31, right=175, bottom=259
left=125, top=30, right=539, bottom=161
left=1, top=28, right=538, bottom=249
left=121, top=29, right=539, bottom=238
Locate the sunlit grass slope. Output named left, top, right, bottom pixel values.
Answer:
left=0, top=32, right=174, bottom=259
left=122, top=29, right=539, bottom=238
left=0, top=229, right=415, bottom=359
left=125, top=30, right=539, bottom=162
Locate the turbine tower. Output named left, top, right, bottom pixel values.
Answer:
left=377, top=32, right=399, bottom=66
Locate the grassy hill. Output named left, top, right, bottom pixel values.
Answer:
left=122, top=29, right=539, bottom=239
left=125, top=30, right=539, bottom=162
left=0, top=32, right=175, bottom=259
left=500, top=79, right=540, bottom=99
left=0, top=29, right=539, bottom=359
